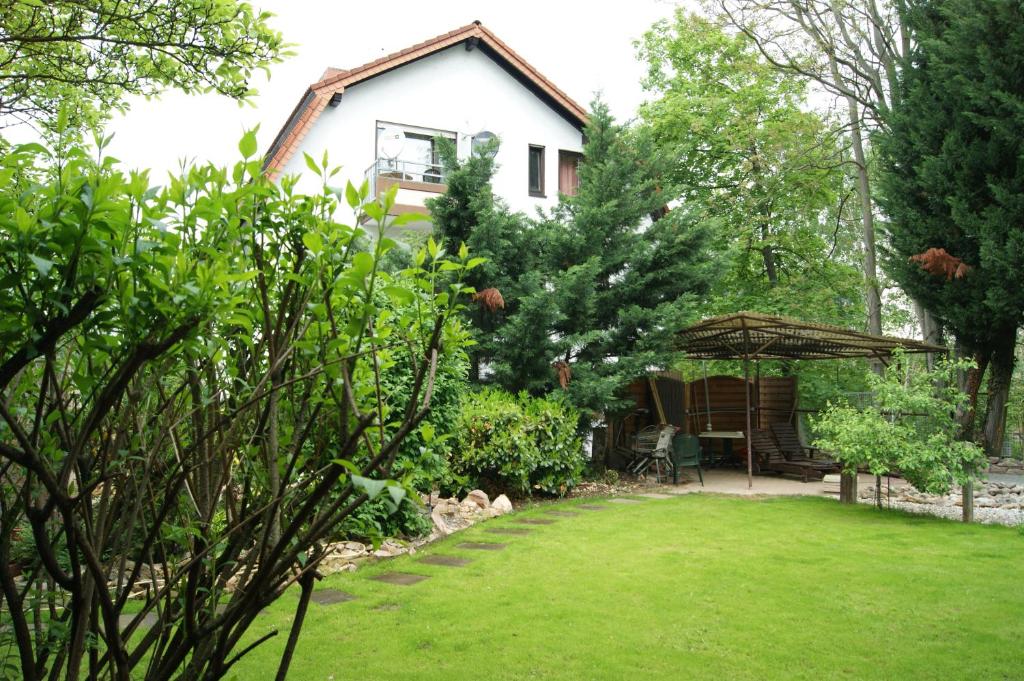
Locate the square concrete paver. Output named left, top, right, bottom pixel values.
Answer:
left=419, top=555, right=472, bottom=567
left=512, top=518, right=556, bottom=525
left=576, top=504, right=607, bottom=510
left=370, top=572, right=429, bottom=586
left=311, top=589, right=357, bottom=605
left=485, top=527, right=533, bottom=535
left=456, top=542, right=507, bottom=551
left=608, top=498, right=643, bottom=504
left=118, top=612, right=158, bottom=629
left=544, top=510, right=579, bottom=517
left=636, top=493, right=674, bottom=499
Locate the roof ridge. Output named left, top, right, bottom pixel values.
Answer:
left=313, top=22, right=480, bottom=91
left=264, top=21, right=589, bottom=177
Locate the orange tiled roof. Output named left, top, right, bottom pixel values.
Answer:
left=264, top=21, right=589, bottom=177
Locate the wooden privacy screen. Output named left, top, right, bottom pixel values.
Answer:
left=684, top=375, right=797, bottom=433
left=611, top=373, right=797, bottom=454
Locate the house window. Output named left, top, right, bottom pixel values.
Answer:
left=558, top=150, right=583, bottom=196
left=528, top=145, right=545, bottom=197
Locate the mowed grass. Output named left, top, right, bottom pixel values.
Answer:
left=234, top=495, right=1023, bottom=680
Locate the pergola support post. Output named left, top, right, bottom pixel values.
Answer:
left=744, top=356, right=752, bottom=489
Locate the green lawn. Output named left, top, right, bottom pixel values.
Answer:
left=235, top=495, right=1023, bottom=680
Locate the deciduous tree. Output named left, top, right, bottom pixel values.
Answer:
left=0, top=0, right=285, bottom=131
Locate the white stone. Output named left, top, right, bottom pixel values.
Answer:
left=463, top=489, right=490, bottom=509
left=491, top=494, right=513, bottom=515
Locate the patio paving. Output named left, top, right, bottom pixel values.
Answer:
left=659, top=469, right=879, bottom=496
left=369, top=572, right=429, bottom=586
left=418, top=555, right=472, bottom=567
left=311, top=589, right=357, bottom=605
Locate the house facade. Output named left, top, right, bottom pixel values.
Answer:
left=264, top=22, right=588, bottom=228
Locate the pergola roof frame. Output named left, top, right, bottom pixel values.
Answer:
left=677, top=311, right=946, bottom=362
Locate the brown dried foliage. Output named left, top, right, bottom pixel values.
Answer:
left=553, top=360, right=572, bottom=389
left=910, top=247, right=972, bottom=280
left=473, top=287, right=505, bottom=313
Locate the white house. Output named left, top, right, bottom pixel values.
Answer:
left=263, top=21, right=589, bottom=229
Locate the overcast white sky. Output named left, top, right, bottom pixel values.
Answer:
left=104, top=0, right=687, bottom=178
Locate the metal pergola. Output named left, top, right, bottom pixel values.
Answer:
left=676, top=311, right=946, bottom=488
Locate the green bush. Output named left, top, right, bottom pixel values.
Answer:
left=381, top=344, right=469, bottom=493
left=337, top=495, right=432, bottom=544
left=451, top=389, right=584, bottom=497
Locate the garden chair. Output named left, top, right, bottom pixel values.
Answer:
left=628, top=425, right=675, bottom=482
left=670, top=433, right=703, bottom=486
left=769, top=422, right=841, bottom=471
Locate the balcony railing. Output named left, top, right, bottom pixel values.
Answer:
left=365, top=158, right=447, bottom=189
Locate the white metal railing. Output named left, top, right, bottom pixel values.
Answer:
left=364, top=158, right=447, bottom=189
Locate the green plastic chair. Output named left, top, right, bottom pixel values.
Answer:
left=670, top=433, right=704, bottom=486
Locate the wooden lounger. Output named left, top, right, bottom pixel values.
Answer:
left=750, top=429, right=827, bottom=482
left=769, top=422, right=841, bottom=472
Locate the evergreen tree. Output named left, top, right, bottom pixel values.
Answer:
left=427, top=103, right=714, bottom=419
left=427, top=139, right=557, bottom=384
left=523, top=102, right=714, bottom=417
left=877, top=0, right=1024, bottom=450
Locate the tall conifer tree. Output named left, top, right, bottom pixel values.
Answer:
left=878, top=0, right=1024, bottom=450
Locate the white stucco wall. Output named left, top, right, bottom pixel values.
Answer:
left=279, top=45, right=585, bottom=221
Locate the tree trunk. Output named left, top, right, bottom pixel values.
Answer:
left=913, top=298, right=943, bottom=371
left=840, top=471, right=858, bottom=504
left=837, top=72, right=883, bottom=345
left=962, top=478, right=974, bottom=524
left=956, top=344, right=990, bottom=441
left=982, top=329, right=1018, bottom=456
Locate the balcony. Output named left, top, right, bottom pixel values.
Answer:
left=364, top=158, right=447, bottom=227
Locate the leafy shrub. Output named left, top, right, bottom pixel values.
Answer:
left=0, top=134, right=473, bottom=680
left=451, top=389, right=584, bottom=497
left=381, top=343, right=470, bottom=493
left=337, top=495, right=432, bottom=544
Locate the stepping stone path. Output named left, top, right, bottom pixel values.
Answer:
left=636, top=493, right=673, bottom=500
left=544, top=510, right=579, bottom=517
left=576, top=504, right=608, bottom=511
left=118, top=602, right=226, bottom=630
left=608, top=498, right=643, bottom=504
left=118, top=612, right=158, bottom=629
left=311, top=589, right=356, bottom=605
left=485, top=527, right=533, bottom=535
left=370, top=572, right=429, bottom=586
left=419, top=555, right=472, bottom=567
left=512, top=518, right=556, bottom=526
left=456, top=542, right=507, bottom=551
